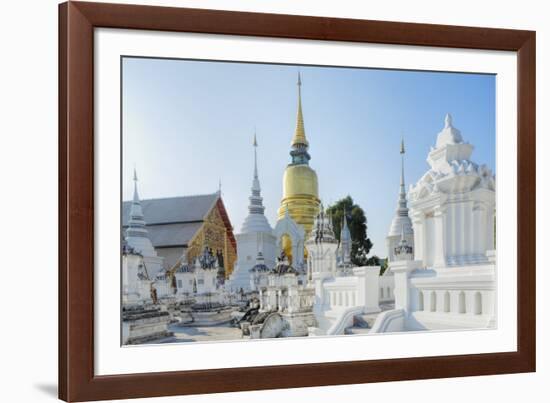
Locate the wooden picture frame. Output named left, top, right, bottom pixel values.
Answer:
left=59, top=1, right=536, bottom=401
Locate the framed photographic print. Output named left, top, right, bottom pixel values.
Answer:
left=59, top=1, right=536, bottom=401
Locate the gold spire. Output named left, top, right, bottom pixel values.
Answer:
left=278, top=72, right=319, bottom=240
left=291, top=72, right=309, bottom=147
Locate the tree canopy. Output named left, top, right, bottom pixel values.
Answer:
left=326, top=196, right=373, bottom=266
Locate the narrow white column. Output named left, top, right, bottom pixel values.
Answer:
left=433, top=207, right=447, bottom=267
left=412, top=212, right=425, bottom=263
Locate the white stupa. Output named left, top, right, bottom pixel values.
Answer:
left=125, top=168, right=157, bottom=257
left=123, top=168, right=164, bottom=289
left=227, top=133, right=277, bottom=291
left=386, top=138, right=414, bottom=262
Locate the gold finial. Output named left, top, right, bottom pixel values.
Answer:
left=291, top=72, right=308, bottom=147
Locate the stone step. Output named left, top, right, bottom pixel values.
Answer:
left=344, top=327, right=371, bottom=335
left=344, top=313, right=377, bottom=335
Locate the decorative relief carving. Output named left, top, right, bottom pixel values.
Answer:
left=187, top=204, right=237, bottom=276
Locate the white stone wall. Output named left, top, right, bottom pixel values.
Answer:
left=310, top=266, right=383, bottom=335
left=379, top=274, right=395, bottom=303
left=122, top=253, right=161, bottom=303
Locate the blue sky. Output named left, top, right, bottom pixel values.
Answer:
left=122, top=57, right=495, bottom=257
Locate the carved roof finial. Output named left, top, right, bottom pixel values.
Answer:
left=445, top=113, right=453, bottom=128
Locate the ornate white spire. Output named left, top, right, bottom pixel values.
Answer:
left=340, top=210, right=352, bottom=266
left=126, top=168, right=148, bottom=239
left=253, top=130, right=258, bottom=179
left=251, top=130, right=260, bottom=196
left=388, top=138, right=414, bottom=238
left=248, top=131, right=264, bottom=216
left=240, top=132, right=272, bottom=234
left=132, top=168, right=139, bottom=200
left=399, top=136, right=406, bottom=210
left=125, top=168, right=157, bottom=257
left=341, top=211, right=351, bottom=241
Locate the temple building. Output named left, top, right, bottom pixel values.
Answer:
left=122, top=188, right=237, bottom=276
left=386, top=138, right=414, bottom=262
left=227, top=133, right=277, bottom=291
left=277, top=73, right=320, bottom=262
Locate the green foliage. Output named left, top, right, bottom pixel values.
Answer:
left=378, top=257, right=389, bottom=275
left=326, top=195, right=373, bottom=266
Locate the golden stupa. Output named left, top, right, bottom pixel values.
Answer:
left=277, top=74, right=320, bottom=241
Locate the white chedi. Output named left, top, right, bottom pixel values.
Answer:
left=386, top=138, right=414, bottom=262
left=122, top=169, right=164, bottom=304
left=125, top=169, right=156, bottom=257
left=125, top=169, right=164, bottom=280
left=228, top=133, right=277, bottom=292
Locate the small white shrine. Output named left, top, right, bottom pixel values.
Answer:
left=371, top=114, right=496, bottom=333
left=247, top=252, right=316, bottom=339
left=409, top=113, right=495, bottom=267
